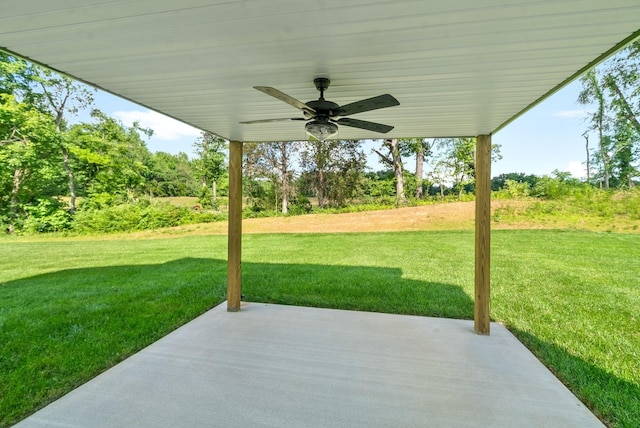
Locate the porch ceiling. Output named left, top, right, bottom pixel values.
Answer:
left=1, top=1, right=639, bottom=142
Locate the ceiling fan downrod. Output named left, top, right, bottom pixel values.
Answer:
left=314, top=77, right=330, bottom=100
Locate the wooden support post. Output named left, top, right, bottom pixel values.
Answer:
left=474, top=134, right=491, bottom=335
left=227, top=140, right=243, bottom=312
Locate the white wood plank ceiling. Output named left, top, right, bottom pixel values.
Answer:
left=1, top=0, right=639, bottom=142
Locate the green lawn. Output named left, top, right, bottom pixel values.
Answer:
left=1, top=230, right=638, bottom=427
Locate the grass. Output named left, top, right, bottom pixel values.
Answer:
left=1, top=230, right=639, bottom=427
left=493, top=189, right=640, bottom=233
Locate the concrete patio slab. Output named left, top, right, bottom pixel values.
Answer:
left=14, top=302, right=603, bottom=427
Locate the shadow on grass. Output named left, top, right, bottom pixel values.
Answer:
left=0, top=257, right=471, bottom=427
left=243, top=262, right=473, bottom=319
left=508, top=327, right=640, bottom=427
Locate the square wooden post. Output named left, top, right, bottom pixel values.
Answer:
left=227, top=140, right=243, bottom=312
left=474, top=134, right=491, bottom=334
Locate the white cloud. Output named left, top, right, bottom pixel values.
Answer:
left=568, top=161, right=587, bottom=179
left=112, top=109, right=201, bottom=140
left=553, top=109, right=590, bottom=119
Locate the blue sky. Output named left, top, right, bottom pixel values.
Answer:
left=87, top=80, right=591, bottom=179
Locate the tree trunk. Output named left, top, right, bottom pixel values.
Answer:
left=386, top=139, right=406, bottom=206
left=279, top=142, right=290, bottom=215
left=8, top=168, right=22, bottom=233
left=583, top=132, right=590, bottom=183
left=281, top=169, right=289, bottom=214
left=601, top=139, right=610, bottom=190
left=316, top=169, right=325, bottom=208
left=53, top=105, right=77, bottom=215
left=212, top=180, right=217, bottom=207
left=415, top=143, right=424, bottom=199
left=61, top=145, right=76, bottom=215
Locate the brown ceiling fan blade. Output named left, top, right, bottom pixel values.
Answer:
left=334, top=94, right=399, bottom=117
left=336, top=118, right=394, bottom=133
left=254, top=86, right=316, bottom=115
left=239, top=117, right=307, bottom=124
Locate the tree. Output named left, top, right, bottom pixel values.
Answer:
left=193, top=132, right=227, bottom=208
left=31, top=67, right=95, bottom=214
left=0, top=53, right=34, bottom=99
left=610, top=118, right=638, bottom=188
left=299, top=139, right=366, bottom=207
left=243, top=142, right=298, bottom=214
left=399, top=138, right=437, bottom=199
left=441, top=138, right=476, bottom=200
left=66, top=110, right=152, bottom=205
left=491, top=172, right=539, bottom=191
left=0, top=94, right=59, bottom=232
left=374, top=139, right=407, bottom=205
left=579, top=69, right=612, bottom=188
left=579, top=40, right=640, bottom=188
left=427, top=156, right=452, bottom=200
left=426, top=138, right=501, bottom=199
left=146, top=151, right=198, bottom=197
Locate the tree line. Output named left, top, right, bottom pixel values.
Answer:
left=2, top=42, right=638, bottom=234
left=578, top=39, right=640, bottom=189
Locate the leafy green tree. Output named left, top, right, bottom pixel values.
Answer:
left=426, top=156, right=452, bottom=201
left=30, top=66, right=95, bottom=214
left=192, top=132, right=227, bottom=208
left=299, top=139, right=366, bottom=207
left=0, top=53, right=34, bottom=99
left=579, top=40, right=640, bottom=189
left=374, top=139, right=407, bottom=205
left=66, top=110, right=152, bottom=206
left=363, top=170, right=396, bottom=201
left=0, top=94, right=60, bottom=232
left=243, top=141, right=297, bottom=214
left=579, top=69, right=613, bottom=188
left=492, top=172, right=539, bottom=191
left=426, top=138, right=501, bottom=200
left=399, top=138, right=436, bottom=199
left=146, top=151, right=198, bottom=197
left=531, top=170, right=584, bottom=199
left=441, top=138, right=476, bottom=200
left=609, top=119, right=638, bottom=188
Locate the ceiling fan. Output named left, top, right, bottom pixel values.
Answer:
left=240, top=78, right=400, bottom=141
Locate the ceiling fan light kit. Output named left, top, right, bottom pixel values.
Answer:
left=305, top=119, right=339, bottom=141
left=240, top=78, right=399, bottom=142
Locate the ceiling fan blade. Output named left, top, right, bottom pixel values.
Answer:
left=240, top=117, right=307, bottom=124
left=337, top=118, right=394, bottom=133
left=254, top=86, right=316, bottom=114
left=334, top=94, right=399, bottom=117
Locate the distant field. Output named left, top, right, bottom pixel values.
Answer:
left=114, top=199, right=640, bottom=239
left=1, top=206, right=639, bottom=427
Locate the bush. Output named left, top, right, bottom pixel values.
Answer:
left=20, top=198, right=72, bottom=234
left=288, top=195, right=313, bottom=215
left=72, top=201, right=226, bottom=233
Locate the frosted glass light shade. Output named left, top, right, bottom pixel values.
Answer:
left=305, top=120, right=338, bottom=141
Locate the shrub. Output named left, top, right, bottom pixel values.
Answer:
left=72, top=201, right=225, bottom=233
left=20, top=198, right=72, bottom=234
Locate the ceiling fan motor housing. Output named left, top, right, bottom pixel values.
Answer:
left=305, top=99, right=340, bottom=120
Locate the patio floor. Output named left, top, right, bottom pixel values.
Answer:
left=15, top=302, right=603, bottom=427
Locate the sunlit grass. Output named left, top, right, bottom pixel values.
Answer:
left=1, top=230, right=638, bottom=427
